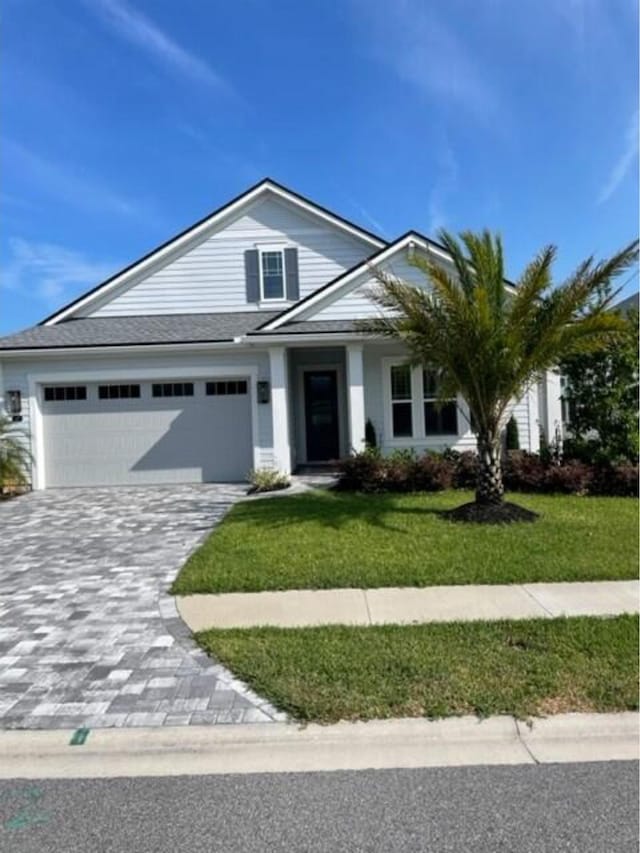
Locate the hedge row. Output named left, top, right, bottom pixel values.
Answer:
left=335, top=449, right=638, bottom=497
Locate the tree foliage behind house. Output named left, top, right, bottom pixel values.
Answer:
left=561, top=308, right=639, bottom=464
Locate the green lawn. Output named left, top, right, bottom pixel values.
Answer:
left=171, top=490, right=638, bottom=594
left=197, top=615, right=639, bottom=722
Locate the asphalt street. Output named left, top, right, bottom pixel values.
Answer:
left=1, top=761, right=637, bottom=852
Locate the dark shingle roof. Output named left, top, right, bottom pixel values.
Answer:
left=0, top=312, right=279, bottom=350
left=614, top=292, right=639, bottom=314
left=251, top=319, right=360, bottom=335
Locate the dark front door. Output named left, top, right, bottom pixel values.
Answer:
left=304, top=370, right=340, bottom=462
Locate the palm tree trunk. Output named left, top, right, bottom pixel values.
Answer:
left=476, top=433, right=504, bottom=505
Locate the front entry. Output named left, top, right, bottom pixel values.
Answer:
left=303, top=370, right=340, bottom=462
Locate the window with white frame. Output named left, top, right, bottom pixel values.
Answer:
left=390, top=364, right=413, bottom=437
left=260, top=250, right=285, bottom=300
left=423, top=369, right=458, bottom=435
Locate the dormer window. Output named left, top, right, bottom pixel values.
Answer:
left=260, top=250, right=285, bottom=301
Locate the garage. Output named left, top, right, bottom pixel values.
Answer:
left=41, top=377, right=253, bottom=487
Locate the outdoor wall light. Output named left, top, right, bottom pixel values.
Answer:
left=6, top=390, right=22, bottom=415
left=6, top=390, right=22, bottom=421
left=257, top=381, right=270, bottom=404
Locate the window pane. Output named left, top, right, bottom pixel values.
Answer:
left=423, top=369, right=438, bottom=399
left=424, top=401, right=438, bottom=434
left=392, top=402, right=412, bottom=437
left=184, top=383, right=194, bottom=396
left=441, top=401, right=457, bottom=433
left=425, top=401, right=458, bottom=435
left=261, top=251, right=284, bottom=299
left=391, top=365, right=411, bottom=400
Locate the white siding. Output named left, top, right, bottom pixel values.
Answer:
left=302, top=250, right=431, bottom=321
left=86, top=195, right=371, bottom=317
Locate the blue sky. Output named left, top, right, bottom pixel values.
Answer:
left=1, top=0, right=638, bottom=334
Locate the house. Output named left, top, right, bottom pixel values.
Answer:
left=0, top=179, right=561, bottom=489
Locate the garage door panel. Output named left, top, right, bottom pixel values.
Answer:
left=42, top=379, right=253, bottom=487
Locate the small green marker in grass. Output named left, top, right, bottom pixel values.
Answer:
left=69, top=727, right=90, bottom=746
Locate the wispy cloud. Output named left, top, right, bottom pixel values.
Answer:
left=1, top=238, right=115, bottom=306
left=427, top=138, right=459, bottom=234
left=351, top=0, right=498, bottom=118
left=597, top=110, right=639, bottom=204
left=2, top=138, right=153, bottom=221
left=91, top=0, right=231, bottom=93
left=342, top=195, right=389, bottom=237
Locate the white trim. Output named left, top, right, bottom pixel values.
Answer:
left=346, top=344, right=365, bottom=453
left=43, top=181, right=385, bottom=326
left=259, top=246, right=286, bottom=302
left=268, top=348, right=291, bottom=474
left=0, top=341, right=248, bottom=359
left=27, top=364, right=260, bottom=490
left=381, top=358, right=462, bottom=446
left=295, top=362, right=345, bottom=464
left=261, top=230, right=518, bottom=332
left=261, top=234, right=428, bottom=332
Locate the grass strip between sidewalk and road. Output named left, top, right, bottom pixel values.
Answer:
left=172, top=490, right=639, bottom=594
left=196, top=615, right=638, bottom=723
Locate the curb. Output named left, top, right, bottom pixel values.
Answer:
left=0, top=712, right=636, bottom=780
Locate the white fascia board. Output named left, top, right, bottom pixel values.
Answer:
left=44, top=182, right=385, bottom=327
left=261, top=234, right=429, bottom=332
left=244, top=332, right=374, bottom=345
left=0, top=340, right=246, bottom=359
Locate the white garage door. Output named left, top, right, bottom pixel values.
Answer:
left=42, top=378, right=253, bottom=487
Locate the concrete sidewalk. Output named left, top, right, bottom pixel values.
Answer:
left=0, top=712, right=637, bottom=779
left=177, top=579, right=639, bottom=631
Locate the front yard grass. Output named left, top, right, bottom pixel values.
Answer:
left=197, top=615, right=638, bottom=723
left=171, top=490, right=638, bottom=594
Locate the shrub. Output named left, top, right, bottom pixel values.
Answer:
left=505, top=416, right=520, bottom=450
left=247, top=468, right=290, bottom=494
left=444, top=450, right=479, bottom=489
left=336, top=448, right=638, bottom=498
left=0, top=416, right=31, bottom=493
left=503, top=451, right=547, bottom=492
left=337, top=449, right=453, bottom=493
left=411, top=453, right=453, bottom=491
left=543, top=460, right=593, bottom=495
left=335, top=448, right=387, bottom=493
left=591, top=463, right=639, bottom=497
left=364, top=418, right=377, bottom=449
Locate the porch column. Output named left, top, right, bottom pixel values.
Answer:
left=346, top=343, right=366, bottom=453
left=268, top=347, right=291, bottom=474
left=542, top=369, right=564, bottom=446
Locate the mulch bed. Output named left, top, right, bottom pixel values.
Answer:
left=442, top=500, right=539, bottom=524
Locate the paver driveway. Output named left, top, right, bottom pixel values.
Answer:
left=0, top=486, right=282, bottom=730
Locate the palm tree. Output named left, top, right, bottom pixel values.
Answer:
left=0, top=415, right=31, bottom=493
left=362, top=231, right=639, bottom=522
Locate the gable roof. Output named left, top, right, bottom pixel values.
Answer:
left=40, top=178, right=387, bottom=327
left=257, top=232, right=437, bottom=331
left=258, top=230, right=519, bottom=332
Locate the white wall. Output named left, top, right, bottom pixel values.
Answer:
left=85, top=195, right=371, bottom=317
left=307, top=251, right=428, bottom=321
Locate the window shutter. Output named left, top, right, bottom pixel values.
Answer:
left=245, top=249, right=260, bottom=303
left=284, top=248, right=299, bottom=301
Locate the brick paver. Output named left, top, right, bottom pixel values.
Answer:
left=0, top=486, right=283, bottom=729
